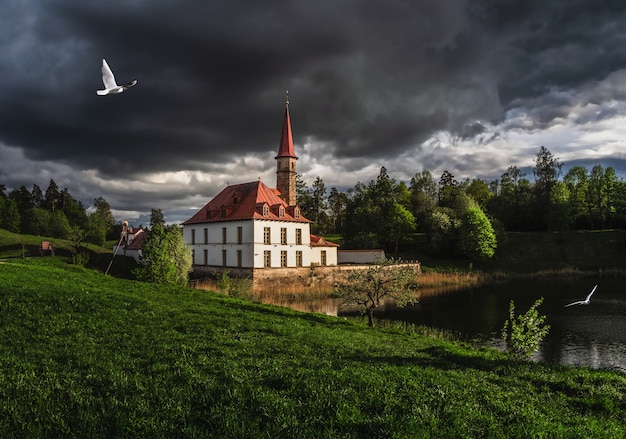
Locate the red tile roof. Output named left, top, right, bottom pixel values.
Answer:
left=125, top=228, right=145, bottom=250
left=182, top=180, right=310, bottom=225
left=310, top=234, right=340, bottom=247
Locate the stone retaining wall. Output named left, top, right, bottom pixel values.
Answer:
left=191, top=262, right=420, bottom=292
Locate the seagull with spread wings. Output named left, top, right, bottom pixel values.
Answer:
left=96, top=58, right=137, bottom=95
left=564, top=284, right=598, bottom=307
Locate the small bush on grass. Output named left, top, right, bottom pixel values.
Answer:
left=501, top=297, right=550, bottom=360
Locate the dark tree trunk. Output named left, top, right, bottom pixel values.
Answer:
left=367, top=308, right=375, bottom=327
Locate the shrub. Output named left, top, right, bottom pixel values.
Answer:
left=501, top=297, right=550, bottom=360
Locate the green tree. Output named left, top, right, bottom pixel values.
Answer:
left=456, top=206, right=497, bottom=262
left=327, top=187, right=347, bottom=233
left=60, top=189, right=88, bottom=229
left=93, top=197, right=116, bottom=238
left=295, top=174, right=313, bottom=217
left=9, top=186, right=34, bottom=231
left=563, top=166, right=590, bottom=229
left=0, top=197, right=21, bottom=232
left=388, top=203, right=416, bottom=253
left=135, top=224, right=192, bottom=286
left=438, top=170, right=458, bottom=206
left=49, top=210, right=71, bottom=239
left=425, top=208, right=458, bottom=256
left=85, top=214, right=106, bottom=246
left=490, top=166, right=532, bottom=231
left=533, top=146, right=562, bottom=230
left=150, top=208, right=166, bottom=228
left=31, top=184, right=44, bottom=209
left=466, top=179, right=493, bottom=210
left=167, top=225, right=194, bottom=286
left=409, top=170, right=438, bottom=232
left=335, top=258, right=419, bottom=327
left=344, top=182, right=380, bottom=248
left=44, top=179, right=60, bottom=212
left=614, top=180, right=626, bottom=228
left=310, top=176, right=328, bottom=234
left=548, top=181, right=571, bottom=231
left=23, top=208, right=51, bottom=236
left=587, top=164, right=618, bottom=229
left=501, top=298, right=550, bottom=361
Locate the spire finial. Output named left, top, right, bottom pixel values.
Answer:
left=286, top=90, right=289, bottom=106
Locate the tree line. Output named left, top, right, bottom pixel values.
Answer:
left=297, top=146, right=626, bottom=259
left=2, top=146, right=625, bottom=262
left=0, top=179, right=117, bottom=246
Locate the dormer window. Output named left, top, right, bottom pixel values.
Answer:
left=221, top=206, right=227, bottom=218
left=263, top=205, right=269, bottom=217
left=206, top=208, right=211, bottom=219
left=233, top=194, right=238, bottom=205
left=294, top=207, right=300, bottom=218
left=279, top=206, right=285, bottom=218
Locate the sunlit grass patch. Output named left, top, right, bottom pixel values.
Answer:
left=1, top=257, right=625, bottom=438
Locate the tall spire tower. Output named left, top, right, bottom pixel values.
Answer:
left=275, top=91, right=298, bottom=206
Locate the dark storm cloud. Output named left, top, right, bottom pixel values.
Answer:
left=1, top=0, right=626, bottom=211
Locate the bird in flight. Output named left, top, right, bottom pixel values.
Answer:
left=97, top=58, right=137, bottom=95
left=564, top=284, right=598, bottom=307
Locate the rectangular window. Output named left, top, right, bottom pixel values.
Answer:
left=203, top=228, right=208, bottom=244
left=295, top=228, right=302, bottom=245
left=264, top=250, right=271, bottom=267
left=222, top=227, right=227, bottom=244
left=203, top=249, right=208, bottom=266
left=222, top=249, right=227, bottom=267
left=191, top=229, right=195, bottom=245
left=296, top=251, right=302, bottom=267
left=321, top=250, right=327, bottom=266
left=281, top=227, right=287, bottom=245
left=281, top=250, right=288, bottom=267
left=264, top=227, right=271, bottom=244
left=237, top=250, right=242, bottom=267
left=191, top=249, right=195, bottom=264
left=237, top=226, right=243, bottom=244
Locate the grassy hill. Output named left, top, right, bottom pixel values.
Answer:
left=0, top=228, right=135, bottom=276
left=0, top=257, right=625, bottom=438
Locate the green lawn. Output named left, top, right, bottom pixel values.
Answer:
left=1, top=257, right=625, bottom=438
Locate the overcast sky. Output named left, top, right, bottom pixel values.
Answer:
left=1, top=0, right=626, bottom=225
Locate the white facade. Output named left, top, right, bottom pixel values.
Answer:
left=310, top=246, right=338, bottom=266
left=184, top=219, right=316, bottom=269
left=337, top=249, right=385, bottom=264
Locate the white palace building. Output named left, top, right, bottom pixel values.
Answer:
left=182, top=95, right=338, bottom=277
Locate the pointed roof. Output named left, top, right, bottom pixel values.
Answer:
left=275, top=91, right=297, bottom=159
left=182, top=180, right=310, bottom=225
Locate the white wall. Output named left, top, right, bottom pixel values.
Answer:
left=310, top=246, right=338, bottom=266
left=337, top=249, right=385, bottom=264
left=112, top=246, right=141, bottom=262
left=183, top=219, right=313, bottom=268
left=252, top=220, right=311, bottom=268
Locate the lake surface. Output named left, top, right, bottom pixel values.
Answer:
left=261, top=277, right=626, bottom=372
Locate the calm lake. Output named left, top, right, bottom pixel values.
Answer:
left=261, top=277, right=626, bottom=372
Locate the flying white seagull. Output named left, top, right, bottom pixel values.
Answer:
left=96, top=58, right=137, bottom=95
left=564, top=284, right=598, bottom=307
